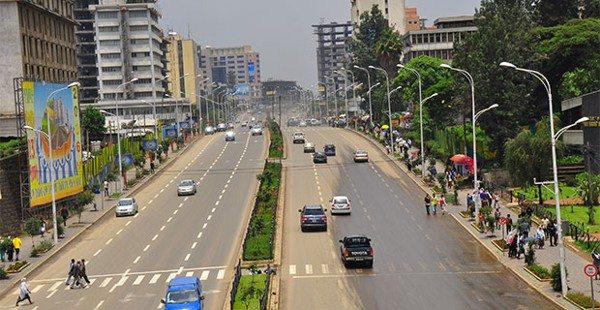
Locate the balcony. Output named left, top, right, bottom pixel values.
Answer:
left=562, top=130, right=583, bottom=145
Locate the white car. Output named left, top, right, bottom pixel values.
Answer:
left=115, top=197, right=138, bottom=217
left=303, top=142, right=315, bottom=153
left=251, top=126, right=263, bottom=136
left=177, top=180, right=197, bottom=196
left=241, top=121, right=248, bottom=127
left=330, top=196, right=351, bottom=215
left=225, top=131, right=236, bottom=141
left=299, top=120, right=307, bottom=127
left=217, top=123, right=227, bottom=132
left=204, top=126, right=215, bottom=135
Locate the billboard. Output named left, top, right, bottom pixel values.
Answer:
left=248, top=62, right=255, bottom=83
left=234, top=84, right=250, bottom=96
left=24, top=81, right=83, bottom=207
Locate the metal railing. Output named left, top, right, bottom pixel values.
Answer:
left=229, top=259, right=242, bottom=309
left=260, top=274, right=272, bottom=310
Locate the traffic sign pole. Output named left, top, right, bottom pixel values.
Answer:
left=584, top=264, right=598, bottom=310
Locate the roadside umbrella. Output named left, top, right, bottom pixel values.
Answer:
left=381, top=124, right=389, bottom=129
left=450, top=154, right=474, bottom=174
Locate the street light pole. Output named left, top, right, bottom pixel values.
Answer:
left=342, top=68, right=355, bottom=117
left=397, top=64, right=422, bottom=113
left=115, top=78, right=138, bottom=192
left=419, top=93, right=439, bottom=179
left=142, top=100, right=158, bottom=138
left=355, top=65, right=373, bottom=128
left=369, top=66, right=394, bottom=154
left=335, top=70, right=349, bottom=123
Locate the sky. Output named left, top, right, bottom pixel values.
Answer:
left=160, top=0, right=480, bottom=89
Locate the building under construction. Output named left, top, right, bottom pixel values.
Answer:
left=312, top=22, right=352, bottom=100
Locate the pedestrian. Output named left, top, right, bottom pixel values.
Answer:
left=540, top=215, right=550, bottom=240
left=70, top=261, right=83, bottom=289
left=12, top=236, right=21, bottom=261
left=548, top=220, right=557, bottom=246
left=439, top=194, right=447, bottom=215
left=535, top=227, right=545, bottom=249
left=431, top=194, right=437, bottom=215
left=494, top=208, right=501, bottom=231
left=507, top=230, right=518, bottom=258
left=150, top=161, right=155, bottom=174
left=0, top=237, right=5, bottom=262
left=81, top=259, right=90, bottom=286
left=506, top=214, right=513, bottom=232
left=39, top=217, right=46, bottom=238
left=15, top=278, right=32, bottom=306
left=60, top=205, right=69, bottom=227
left=516, top=233, right=526, bottom=259
left=6, top=236, right=14, bottom=262
left=592, top=250, right=600, bottom=280
left=424, top=194, right=432, bottom=216
left=551, top=220, right=559, bottom=246
left=493, top=192, right=500, bottom=209
left=65, top=259, right=76, bottom=285
left=103, top=180, right=109, bottom=196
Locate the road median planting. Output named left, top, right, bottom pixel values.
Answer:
left=268, top=119, right=283, bottom=159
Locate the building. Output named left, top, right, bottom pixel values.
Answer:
left=165, top=32, right=199, bottom=104
left=74, top=0, right=100, bottom=105
left=402, top=15, right=476, bottom=63
left=312, top=22, right=353, bottom=100
left=0, top=0, right=77, bottom=137
left=351, top=0, right=406, bottom=35
left=561, top=90, right=600, bottom=173
left=199, top=45, right=261, bottom=100
left=404, top=7, right=421, bottom=32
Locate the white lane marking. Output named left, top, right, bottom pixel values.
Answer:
left=154, top=194, right=159, bottom=199
left=185, top=271, right=194, bottom=277
left=161, top=225, right=166, bottom=231
left=184, top=254, right=191, bottom=261
left=178, top=203, right=184, bottom=208
left=109, top=276, right=128, bottom=293
left=191, top=242, right=197, bottom=249
left=167, top=217, right=173, bottom=223
left=105, top=238, right=113, bottom=245
left=207, top=215, right=212, bottom=221
left=217, top=269, right=225, bottom=280
left=152, top=234, right=159, bottom=241
left=224, top=184, right=229, bottom=189
left=289, top=265, right=297, bottom=275
left=94, top=249, right=102, bottom=257
left=148, top=200, right=153, bottom=204
left=305, top=265, right=313, bottom=275
left=215, top=201, right=220, bottom=206
left=178, top=267, right=184, bottom=274
left=142, top=206, right=147, bottom=211
left=93, top=300, right=104, bottom=310
left=173, top=209, right=179, bottom=215
left=143, top=244, right=150, bottom=252
left=134, top=213, right=139, bottom=218
left=212, top=208, right=216, bottom=213
left=227, top=180, right=230, bottom=184
left=202, top=223, right=207, bottom=229
left=99, top=277, right=112, bottom=288
left=46, top=290, right=58, bottom=299
left=48, top=282, right=62, bottom=291
left=31, top=284, right=45, bottom=293
left=219, top=195, right=223, bottom=200
left=200, top=270, right=210, bottom=281
left=149, top=274, right=161, bottom=284
left=184, top=197, right=189, bottom=202
left=126, top=220, right=132, bottom=226
left=321, top=264, right=329, bottom=274
left=133, top=275, right=145, bottom=286
left=221, top=189, right=226, bottom=194
left=165, top=273, right=177, bottom=283
left=160, top=189, right=164, bottom=193
left=133, top=256, right=141, bottom=264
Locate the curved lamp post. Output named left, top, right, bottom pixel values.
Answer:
left=369, top=65, right=393, bottom=154
left=354, top=65, right=374, bottom=128
left=397, top=64, right=422, bottom=113
left=419, top=93, right=439, bottom=179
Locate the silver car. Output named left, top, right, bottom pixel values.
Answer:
left=330, top=196, right=351, bottom=215
left=115, top=197, right=138, bottom=217
left=177, top=179, right=197, bottom=196
left=251, top=125, right=263, bottom=136
left=303, top=142, right=315, bottom=153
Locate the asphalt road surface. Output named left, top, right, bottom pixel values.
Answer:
left=0, top=124, right=267, bottom=310
left=279, top=125, right=559, bottom=310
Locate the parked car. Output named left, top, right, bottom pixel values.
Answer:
left=292, top=132, right=305, bottom=144
left=161, top=276, right=204, bottom=310
left=310, top=119, right=321, bottom=126
left=323, top=144, right=336, bottom=156
left=353, top=150, right=369, bottom=163
left=313, top=151, right=328, bottom=164
left=204, top=126, right=215, bottom=135
left=299, top=205, right=328, bottom=232
left=251, top=125, right=263, bottom=136
left=227, top=122, right=234, bottom=129
left=216, top=123, right=227, bottom=132
left=303, top=142, right=315, bottom=153
left=225, top=131, right=236, bottom=141
left=330, top=196, right=351, bottom=215
left=241, top=121, right=248, bottom=127
left=339, top=235, right=374, bottom=268
left=115, top=197, right=138, bottom=217
left=299, top=120, right=307, bottom=127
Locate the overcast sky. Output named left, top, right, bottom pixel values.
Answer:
left=160, top=0, right=480, bottom=88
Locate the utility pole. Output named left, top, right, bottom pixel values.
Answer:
left=585, top=142, right=594, bottom=206
left=278, top=95, right=282, bottom=126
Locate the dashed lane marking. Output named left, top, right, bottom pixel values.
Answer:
left=289, top=265, right=296, bottom=275
left=191, top=242, right=197, bottom=249
left=133, top=256, right=141, bottom=264
left=217, top=269, right=225, bottom=280
left=94, top=249, right=102, bottom=256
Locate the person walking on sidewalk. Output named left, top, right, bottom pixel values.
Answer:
left=507, top=230, right=518, bottom=258
left=506, top=214, right=513, bottom=232
left=6, top=236, right=14, bottom=262
left=431, top=194, right=438, bottom=215
left=60, top=205, right=69, bottom=227
left=103, top=180, right=109, bottom=196
left=81, top=259, right=91, bottom=286
left=548, top=220, right=558, bottom=246
left=65, top=259, right=76, bottom=285
left=516, top=233, right=527, bottom=259
left=15, top=278, right=33, bottom=306
left=535, top=227, right=545, bottom=249
left=439, top=194, right=447, bottom=215
left=12, top=236, right=22, bottom=261
left=540, top=215, right=550, bottom=240
left=494, top=208, right=501, bottom=231
left=424, top=194, right=432, bottom=216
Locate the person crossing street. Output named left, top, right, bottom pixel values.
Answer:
left=424, top=194, right=432, bottom=215
left=15, top=278, right=32, bottom=306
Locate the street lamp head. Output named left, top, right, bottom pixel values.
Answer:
left=353, top=65, right=362, bottom=69
left=576, top=116, right=590, bottom=124
left=499, top=62, right=517, bottom=69
left=23, top=125, right=34, bottom=131
left=129, top=78, right=139, bottom=83
left=396, top=64, right=405, bottom=68
left=67, top=82, right=80, bottom=88
left=440, top=63, right=452, bottom=69
left=489, top=103, right=499, bottom=109
left=368, top=65, right=376, bottom=69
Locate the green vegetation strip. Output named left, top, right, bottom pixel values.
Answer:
left=233, top=274, right=267, bottom=310
left=513, top=185, right=579, bottom=201
left=546, top=206, right=600, bottom=234
left=566, top=292, right=600, bottom=309
left=243, top=162, right=282, bottom=260
left=268, top=120, right=283, bottom=158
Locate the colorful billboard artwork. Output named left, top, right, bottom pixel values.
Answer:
left=23, top=81, right=84, bottom=207
left=234, top=84, right=250, bottom=96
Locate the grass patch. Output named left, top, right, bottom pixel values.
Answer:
left=526, top=263, right=551, bottom=280
left=243, top=162, right=282, bottom=260
left=268, top=120, right=283, bottom=158
left=513, top=185, right=579, bottom=201
left=233, top=274, right=267, bottom=310
left=546, top=206, right=600, bottom=234
left=566, top=292, right=600, bottom=308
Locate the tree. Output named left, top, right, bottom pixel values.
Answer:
left=575, top=172, right=600, bottom=224
left=81, top=106, right=106, bottom=139
left=453, top=0, right=539, bottom=161
left=532, top=0, right=600, bottom=26
left=374, top=27, right=403, bottom=75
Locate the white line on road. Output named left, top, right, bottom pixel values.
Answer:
left=31, top=284, right=45, bottom=293
left=212, top=208, right=216, bottom=213
left=289, top=265, right=296, bottom=275
left=148, top=199, right=153, bottom=204
left=197, top=232, right=203, bottom=238
left=321, top=264, right=329, bottom=274
left=178, top=267, right=184, bottom=274
left=160, top=225, right=166, bottom=231
left=105, top=238, right=113, bottom=245
left=143, top=244, right=150, bottom=252
left=133, top=256, right=141, bottom=264
left=93, top=249, right=102, bottom=257
left=200, top=270, right=210, bottom=280
left=48, top=282, right=62, bottom=291
left=217, top=269, right=225, bottom=279
left=202, top=223, right=207, bottom=229
left=46, top=290, right=58, bottom=299
left=186, top=271, right=194, bottom=277
left=149, top=274, right=161, bottom=284
left=184, top=254, right=191, bottom=261
left=160, top=189, right=164, bottom=193
left=305, top=265, right=313, bottom=275
left=152, top=234, right=159, bottom=241
left=134, top=213, right=139, bottom=218
left=99, top=277, right=112, bottom=288
left=109, top=276, right=128, bottom=292
left=178, top=203, right=184, bottom=208
left=167, top=217, right=173, bottom=222
left=191, top=242, right=197, bottom=249
left=207, top=215, right=212, bottom=221
left=133, top=275, right=145, bottom=286
left=221, top=189, right=226, bottom=194
left=126, top=220, right=132, bottom=226
left=184, top=197, right=189, bottom=202
left=154, top=194, right=159, bottom=199
left=93, top=300, right=104, bottom=310
left=166, top=273, right=177, bottom=283
left=219, top=195, right=223, bottom=200
left=173, top=209, right=178, bottom=215
left=215, top=201, right=220, bottom=206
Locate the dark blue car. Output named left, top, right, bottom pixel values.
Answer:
left=324, top=144, right=336, bottom=156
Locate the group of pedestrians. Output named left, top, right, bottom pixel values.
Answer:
left=65, top=258, right=91, bottom=289
left=0, top=235, right=22, bottom=262
left=423, top=193, right=447, bottom=215
left=506, top=214, right=559, bottom=259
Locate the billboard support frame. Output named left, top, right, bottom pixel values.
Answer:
left=13, top=77, right=31, bottom=220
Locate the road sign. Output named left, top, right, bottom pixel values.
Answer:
left=499, top=217, right=507, bottom=225
left=584, top=264, right=598, bottom=277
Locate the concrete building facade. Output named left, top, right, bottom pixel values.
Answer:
left=74, top=0, right=100, bottom=105
left=312, top=22, right=352, bottom=100
left=351, top=0, right=406, bottom=35
left=0, top=0, right=77, bottom=137
left=165, top=32, right=199, bottom=104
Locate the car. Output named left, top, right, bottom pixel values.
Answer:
left=225, top=131, right=236, bottom=141
left=310, top=119, right=321, bottom=126
left=299, top=205, right=328, bottom=232
left=303, top=142, right=315, bottom=153
left=339, top=235, right=374, bottom=268
left=353, top=149, right=369, bottom=163
left=335, top=119, right=347, bottom=127
left=292, top=132, right=305, bottom=144
left=324, top=144, right=336, bottom=156
left=204, top=126, right=215, bottom=135
left=177, top=179, right=197, bottom=196
left=216, top=123, right=227, bottom=132
left=251, top=125, right=263, bottom=136
left=115, top=197, right=138, bottom=217
left=299, top=120, right=307, bottom=127
left=227, top=122, right=234, bottom=129
left=287, top=118, right=299, bottom=127
left=161, top=276, right=204, bottom=310
left=313, top=151, right=327, bottom=164
left=330, top=196, right=351, bottom=215
left=241, top=121, right=248, bottom=127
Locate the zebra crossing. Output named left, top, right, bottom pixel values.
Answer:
left=285, top=263, right=367, bottom=277
left=19, top=267, right=228, bottom=298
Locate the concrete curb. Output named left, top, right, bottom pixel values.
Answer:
left=269, top=157, right=286, bottom=310
left=0, top=136, right=200, bottom=299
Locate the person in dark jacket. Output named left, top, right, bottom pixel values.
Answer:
left=424, top=194, right=432, bottom=215
left=81, top=259, right=91, bottom=285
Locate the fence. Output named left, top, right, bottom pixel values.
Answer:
left=564, top=221, right=600, bottom=252
left=259, top=274, right=272, bottom=310
left=230, top=259, right=242, bottom=309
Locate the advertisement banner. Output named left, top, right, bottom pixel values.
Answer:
left=24, top=81, right=83, bottom=207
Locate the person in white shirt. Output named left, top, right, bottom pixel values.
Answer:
left=16, top=278, right=32, bottom=306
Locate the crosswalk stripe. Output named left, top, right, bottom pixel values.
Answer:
left=185, top=271, right=194, bottom=277
left=99, top=277, right=112, bottom=288
left=217, top=269, right=225, bottom=280
left=32, top=284, right=45, bottom=293
left=200, top=270, right=210, bottom=281
left=305, top=265, right=313, bottom=275
left=321, top=264, right=329, bottom=274
left=48, top=282, right=62, bottom=291
left=166, top=273, right=177, bottom=283
left=89, top=278, right=97, bottom=285
left=109, top=276, right=128, bottom=293
left=133, top=275, right=145, bottom=286
left=289, top=265, right=296, bottom=275
left=149, top=274, right=161, bottom=284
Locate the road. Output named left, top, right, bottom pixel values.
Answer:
left=279, top=125, right=559, bottom=309
left=0, top=124, right=267, bottom=310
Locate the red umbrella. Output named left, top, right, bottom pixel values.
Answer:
left=450, top=154, right=474, bottom=174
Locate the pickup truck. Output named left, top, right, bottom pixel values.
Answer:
left=339, top=235, right=373, bottom=268
left=292, top=132, right=305, bottom=144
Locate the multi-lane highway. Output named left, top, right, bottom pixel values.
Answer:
left=0, top=124, right=267, bottom=310
left=279, top=125, right=558, bottom=309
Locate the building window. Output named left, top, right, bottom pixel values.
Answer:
left=99, top=26, right=119, bottom=33
left=130, top=25, right=147, bottom=32
left=129, top=11, right=147, bottom=18
left=101, top=53, right=121, bottom=60
left=131, top=52, right=150, bottom=58
left=98, top=11, right=118, bottom=19
left=100, top=40, right=120, bottom=47
left=102, top=66, right=121, bottom=73
left=103, top=80, right=122, bottom=86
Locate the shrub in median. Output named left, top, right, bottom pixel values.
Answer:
left=526, top=263, right=551, bottom=280
left=268, top=120, right=283, bottom=158
left=567, top=292, right=600, bottom=308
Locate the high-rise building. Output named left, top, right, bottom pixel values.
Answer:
left=312, top=22, right=352, bottom=99
left=74, top=0, right=100, bottom=105
left=199, top=45, right=261, bottom=100
left=165, top=32, right=199, bottom=104
left=0, top=0, right=77, bottom=137
left=351, top=0, right=406, bottom=35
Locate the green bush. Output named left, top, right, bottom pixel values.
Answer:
left=558, top=155, right=584, bottom=165
left=36, top=240, right=54, bottom=252
left=127, top=179, right=138, bottom=187
left=551, top=263, right=567, bottom=292
left=0, top=267, right=7, bottom=279
left=527, top=263, right=551, bottom=279
left=567, top=292, right=600, bottom=308
left=268, top=120, right=284, bottom=158
left=23, top=217, right=42, bottom=237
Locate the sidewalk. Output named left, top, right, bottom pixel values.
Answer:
left=0, top=136, right=200, bottom=298
left=350, top=128, right=588, bottom=310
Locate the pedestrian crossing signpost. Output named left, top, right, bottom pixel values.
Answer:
left=584, top=264, right=598, bottom=310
